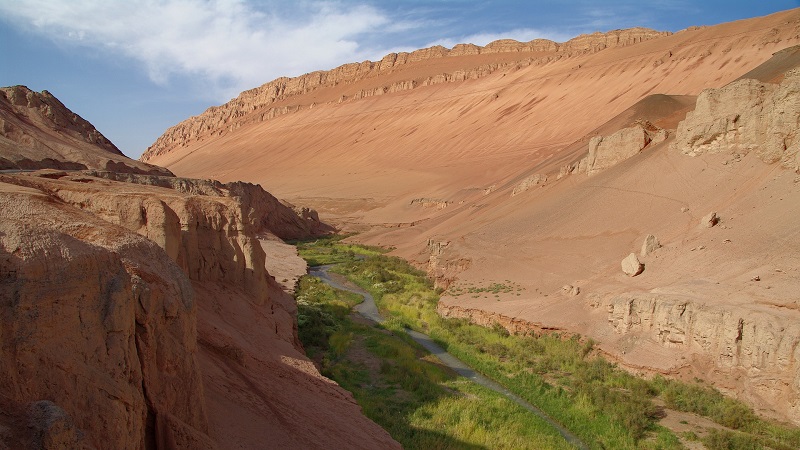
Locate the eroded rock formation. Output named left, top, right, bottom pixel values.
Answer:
left=0, top=84, right=395, bottom=448
left=0, top=169, right=396, bottom=449
left=0, top=176, right=207, bottom=449
left=577, top=121, right=666, bottom=175
left=511, top=174, right=547, bottom=196
left=673, top=68, right=800, bottom=170
left=606, top=293, right=800, bottom=422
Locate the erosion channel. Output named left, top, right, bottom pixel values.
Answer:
left=309, top=264, right=588, bottom=450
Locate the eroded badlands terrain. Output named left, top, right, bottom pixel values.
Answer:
left=0, top=86, right=397, bottom=449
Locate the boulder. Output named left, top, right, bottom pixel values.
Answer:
left=640, top=234, right=661, bottom=257
left=584, top=124, right=651, bottom=175
left=622, top=253, right=644, bottom=276
left=701, top=211, right=719, bottom=228
left=562, top=284, right=581, bottom=296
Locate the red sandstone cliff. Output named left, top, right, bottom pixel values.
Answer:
left=0, top=90, right=396, bottom=448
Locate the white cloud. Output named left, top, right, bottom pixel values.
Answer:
left=427, top=28, right=572, bottom=50
left=0, top=0, right=585, bottom=103
left=0, top=0, right=396, bottom=101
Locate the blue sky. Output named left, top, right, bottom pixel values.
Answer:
left=1, top=0, right=798, bottom=159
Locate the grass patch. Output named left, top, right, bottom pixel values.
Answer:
left=652, top=377, right=800, bottom=450
left=336, top=254, right=661, bottom=449
left=298, top=239, right=800, bottom=450
left=446, top=280, right=526, bottom=298
left=292, top=234, right=385, bottom=266
left=295, top=273, right=573, bottom=449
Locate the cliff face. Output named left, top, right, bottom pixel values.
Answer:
left=0, top=170, right=397, bottom=449
left=79, top=171, right=333, bottom=246
left=606, top=294, right=800, bottom=420
left=673, top=68, right=800, bottom=170
left=0, top=81, right=398, bottom=447
left=0, top=178, right=208, bottom=449
left=0, top=85, right=171, bottom=175
left=141, top=27, right=668, bottom=161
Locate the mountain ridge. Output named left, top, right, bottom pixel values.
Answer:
left=141, top=27, right=669, bottom=161
left=0, top=85, right=171, bottom=175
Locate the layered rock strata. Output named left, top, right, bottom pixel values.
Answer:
left=142, top=28, right=668, bottom=161
left=0, top=170, right=397, bottom=449
left=673, top=68, right=800, bottom=171
left=606, top=293, right=800, bottom=423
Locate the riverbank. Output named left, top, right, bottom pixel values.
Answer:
left=295, top=274, right=575, bottom=449
left=294, top=237, right=800, bottom=450
left=310, top=263, right=587, bottom=449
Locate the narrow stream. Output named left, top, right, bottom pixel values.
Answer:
left=309, top=264, right=588, bottom=450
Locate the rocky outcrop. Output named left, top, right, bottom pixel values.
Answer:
left=438, top=302, right=566, bottom=335
left=410, top=197, right=452, bottom=209
left=559, top=27, right=670, bottom=53
left=700, top=211, right=720, bottom=228
left=606, top=293, right=800, bottom=423
left=562, top=284, right=581, bottom=296
left=142, top=28, right=669, bottom=162
left=640, top=234, right=661, bottom=258
left=0, top=168, right=400, bottom=449
left=672, top=69, right=800, bottom=170
left=578, top=122, right=664, bottom=175
left=0, top=86, right=171, bottom=176
left=425, top=239, right=471, bottom=289
left=48, top=178, right=272, bottom=305
left=511, top=174, right=547, bottom=196
left=82, top=171, right=332, bottom=239
left=0, top=178, right=207, bottom=449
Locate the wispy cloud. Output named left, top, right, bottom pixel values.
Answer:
left=0, top=0, right=398, bottom=101
left=428, top=28, right=573, bottom=49
left=0, top=0, right=690, bottom=104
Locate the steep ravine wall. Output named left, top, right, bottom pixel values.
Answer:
left=142, top=28, right=668, bottom=161
left=82, top=171, right=333, bottom=240
left=0, top=172, right=397, bottom=449
left=0, top=178, right=210, bottom=449
left=439, top=295, right=800, bottom=423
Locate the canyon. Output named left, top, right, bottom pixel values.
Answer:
left=143, top=8, right=800, bottom=426
left=2, top=7, right=800, bottom=448
left=0, top=87, right=397, bottom=448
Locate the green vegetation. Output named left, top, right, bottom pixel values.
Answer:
left=293, top=234, right=384, bottom=266
left=334, top=254, right=662, bottom=449
left=295, top=273, right=572, bottom=449
left=297, top=238, right=800, bottom=450
left=652, top=377, right=800, bottom=450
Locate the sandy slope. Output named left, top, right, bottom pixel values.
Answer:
left=147, top=8, right=800, bottom=423
left=150, top=10, right=799, bottom=207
